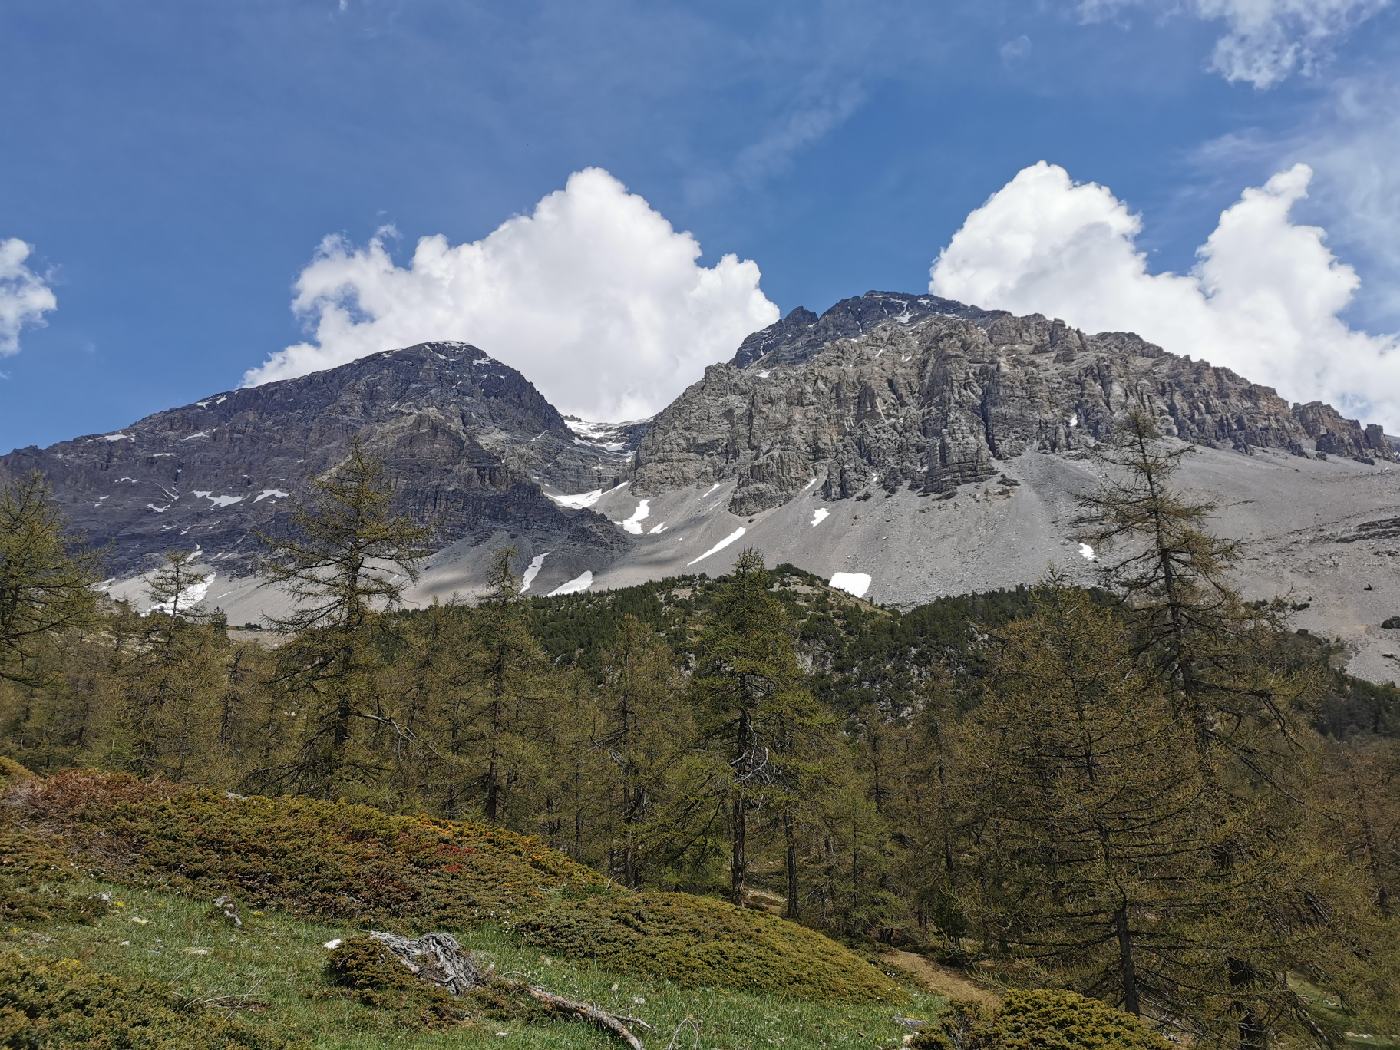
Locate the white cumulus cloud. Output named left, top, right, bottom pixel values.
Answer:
left=0, top=238, right=57, bottom=356
left=1080, top=0, right=1391, bottom=88
left=930, top=160, right=1400, bottom=431
left=245, top=168, right=779, bottom=421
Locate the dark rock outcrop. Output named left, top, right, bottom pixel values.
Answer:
left=0, top=342, right=629, bottom=577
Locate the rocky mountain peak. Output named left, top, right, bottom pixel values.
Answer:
left=636, top=293, right=1392, bottom=516
left=731, top=291, right=999, bottom=369
left=0, top=340, right=630, bottom=579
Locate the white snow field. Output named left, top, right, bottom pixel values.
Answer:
left=829, top=572, right=872, bottom=598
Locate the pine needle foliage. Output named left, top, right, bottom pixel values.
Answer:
left=254, top=443, right=431, bottom=800
left=0, top=473, right=98, bottom=686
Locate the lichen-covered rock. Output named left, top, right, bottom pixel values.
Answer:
left=634, top=292, right=1391, bottom=514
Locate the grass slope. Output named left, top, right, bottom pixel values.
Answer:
left=2, top=764, right=932, bottom=1047
left=10, top=770, right=896, bottom=1003
left=3, top=881, right=934, bottom=1049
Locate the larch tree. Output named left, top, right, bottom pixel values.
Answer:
left=1077, top=401, right=1307, bottom=766
left=1080, top=401, right=1383, bottom=1048
left=692, top=549, right=830, bottom=908
left=118, top=551, right=231, bottom=781
left=454, top=546, right=559, bottom=827
left=596, top=614, right=695, bottom=888
left=0, top=473, right=97, bottom=687
left=968, top=584, right=1215, bottom=1021
left=256, top=443, right=430, bottom=800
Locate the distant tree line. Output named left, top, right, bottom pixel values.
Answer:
left=1, top=420, right=1396, bottom=1049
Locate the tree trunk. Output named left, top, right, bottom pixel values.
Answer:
left=730, top=791, right=747, bottom=905
left=730, top=708, right=752, bottom=905
left=484, top=696, right=502, bottom=823
left=1114, top=902, right=1141, bottom=1015
left=784, top=810, right=799, bottom=920
left=1230, top=957, right=1268, bottom=1050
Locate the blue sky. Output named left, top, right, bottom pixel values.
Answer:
left=4, top=0, right=1400, bottom=450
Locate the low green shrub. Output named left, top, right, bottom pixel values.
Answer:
left=325, top=936, right=473, bottom=1027
left=16, top=771, right=600, bottom=924
left=912, top=989, right=1170, bottom=1050
left=0, top=952, right=288, bottom=1049
left=9, top=771, right=898, bottom=1003
left=0, top=827, right=107, bottom=927
left=0, top=758, right=33, bottom=790
left=516, top=889, right=898, bottom=1001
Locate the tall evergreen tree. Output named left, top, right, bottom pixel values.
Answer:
left=116, top=551, right=231, bottom=781
left=414, top=551, right=562, bottom=828
left=967, top=585, right=1214, bottom=1019
left=0, top=474, right=97, bottom=686
left=1078, top=403, right=1304, bottom=760
left=1080, top=403, right=1384, bottom=1047
left=255, top=444, right=429, bottom=799
left=596, top=614, right=696, bottom=887
left=693, top=549, right=830, bottom=907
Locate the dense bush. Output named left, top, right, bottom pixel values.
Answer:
left=326, top=937, right=469, bottom=1027
left=0, top=832, right=107, bottom=927
left=0, top=952, right=287, bottom=1049
left=912, top=989, right=1170, bottom=1050
left=0, top=765, right=108, bottom=929
left=515, top=889, right=898, bottom=1001
left=9, top=771, right=897, bottom=1003
left=16, top=771, right=599, bottom=924
left=0, top=758, right=32, bottom=789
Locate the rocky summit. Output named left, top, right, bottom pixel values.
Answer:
left=0, top=341, right=632, bottom=579
left=5, top=291, right=1398, bottom=679
left=635, top=291, right=1390, bottom=515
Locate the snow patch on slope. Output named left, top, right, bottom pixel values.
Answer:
left=620, top=498, right=651, bottom=534
left=550, top=481, right=628, bottom=510
left=520, top=553, right=549, bottom=593
left=551, top=489, right=603, bottom=509
left=811, top=508, right=829, bottom=527
left=687, top=527, right=746, bottom=567
left=547, top=570, right=593, bottom=597
left=193, top=491, right=245, bottom=508
left=829, top=572, right=872, bottom=598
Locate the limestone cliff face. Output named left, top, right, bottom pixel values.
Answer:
left=633, top=292, right=1391, bottom=515
left=0, top=342, right=629, bottom=577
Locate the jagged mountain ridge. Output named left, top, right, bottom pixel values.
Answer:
left=0, top=341, right=631, bottom=577
left=634, top=291, right=1390, bottom=515
left=4, top=292, right=1399, bottom=682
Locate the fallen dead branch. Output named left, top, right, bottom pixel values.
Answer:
left=364, top=930, right=649, bottom=1048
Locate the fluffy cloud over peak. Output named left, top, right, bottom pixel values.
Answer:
left=0, top=238, right=57, bottom=356
left=246, top=168, right=779, bottom=421
left=930, top=161, right=1400, bottom=430
left=1081, top=0, right=1392, bottom=88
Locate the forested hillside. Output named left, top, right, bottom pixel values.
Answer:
left=1, top=410, right=1396, bottom=1048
